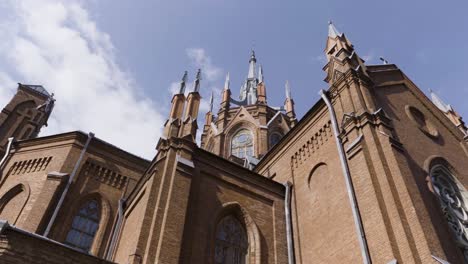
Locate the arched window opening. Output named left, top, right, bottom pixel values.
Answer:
left=215, top=215, right=248, bottom=264
left=269, top=132, right=282, bottom=149
left=0, top=185, right=28, bottom=224
left=65, top=200, right=100, bottom=252
left=231, top=129, right=253, bottom=159
left=430, top=165, right=468, bottom=260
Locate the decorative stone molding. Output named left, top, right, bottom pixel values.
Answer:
left=81, top=160, right=127, bottom=190
left=292, top=121, right=333, bottom=168
left=7, top=156, right=52, bottom=176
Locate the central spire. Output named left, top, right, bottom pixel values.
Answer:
left=248, top=49, right=257, bottom=79
left=238, top=50, right=260, bottom=105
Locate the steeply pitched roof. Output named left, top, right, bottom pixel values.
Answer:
left=20, top=84, right=51, bottom=97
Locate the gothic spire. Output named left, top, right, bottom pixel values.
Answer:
left=179, top=71, right=188, bottom=94
left=328, top=20, right=341, bottom=38
left=209, top=90, right=214, bottom=112
left=285, top=80, right=291, bottom=99
left=193, top=69, right=201, bottom=92
left=224, top=72, right=230, bottom=90
left=258, top=65, right=264, bottom=83
left=248, top=49, right=256, bottom=79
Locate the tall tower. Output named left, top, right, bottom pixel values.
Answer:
left=0, top=83, right=55, bottom=155
left=200, top=51, right=296, bottom=167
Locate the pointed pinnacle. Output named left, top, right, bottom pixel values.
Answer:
left=209, top=91, right=214, bottom=112
left=224, top=72, right=230, bottom=90
left=328, top=20, right=341, bottom=38
left=179, top=71, right=188, bottom=94
left=285, top=80, right=291, bottom=99
left=258, top=65, right=264, bottom=83
left=193, top=69, right=202, bottom=92
left=249, top=49, right=256, bottom=62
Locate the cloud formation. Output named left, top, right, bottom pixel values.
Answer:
left=0, top=0, right=164, bottom=158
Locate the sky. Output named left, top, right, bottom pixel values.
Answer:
left=0, top=0, right=467, bottom=159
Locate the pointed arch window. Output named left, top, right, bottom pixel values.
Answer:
left=65, top=200, right=100, bottom=252
left=231, top=129, right=253, bottom=159
left=430, top=165, right=468, bottom=261
left=215, top=215, right=248, bottom=264
left=269, top=132, right=282, bottom=149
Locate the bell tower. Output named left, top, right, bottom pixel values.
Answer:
left=0, top=83, right=55, bottom=156
left=200, top=51, right=296, bottom=168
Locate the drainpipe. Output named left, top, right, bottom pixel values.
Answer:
left=0, top=137, right=14, bottom=170
left=284, top=181, right=295, bottom=264
left=319, top=90, right=371, bottom=264
left=106, top=198, right=124, bottom=260
left=44, top=132, right=94, bottom=237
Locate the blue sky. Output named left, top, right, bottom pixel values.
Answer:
left=0, top=0, right=467, bottom=158
left=89, top=0, right=468, bottom=117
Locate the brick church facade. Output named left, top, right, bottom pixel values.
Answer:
left=0, top=23, right=467, bottom=264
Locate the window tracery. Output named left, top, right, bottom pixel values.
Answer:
left=65, top=200, right=100, bottom=252
left=215, top=215, right=248, bottom=264
left=430, top=165, right=468, bottom=261
left=231, top=129, right=253, bottom=159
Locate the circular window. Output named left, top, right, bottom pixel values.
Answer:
left=405, top=105, right=439, bottom=138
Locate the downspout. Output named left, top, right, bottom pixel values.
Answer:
left=106, top=198, right=124, bottom=260
left=44, top=132, right=94, bottom=237
left=319, top=90, right=371, bottom=264
left=284, top=181, right=295, bottom=264
left=0, top=137, right=14, bottom=170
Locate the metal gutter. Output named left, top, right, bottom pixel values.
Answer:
left=284, top=181, right=295, bottom=264
left=319, top=89, right=371, bottom=264
left=0, top=137, right=14, bottom=170
left=44, top=132, right=94, bottom=237
left=106, top=198, right=124, bottom=260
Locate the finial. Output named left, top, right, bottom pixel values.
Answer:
left=379, top=57, right=389, bottom=65
left=209, top=91, right=214, bottom=112
left=328, top=20, right=341, bottom=38
left=249, top=49, right=256, bottom=63
left=179, top=71, right=188, bottom=94
left=224, top=72, right=230, bottom=90
left=285, top=80, right=291, bottom=99
left=258, top=65, right=264, bottom=83
left=193, top=69, right=201, bottom=92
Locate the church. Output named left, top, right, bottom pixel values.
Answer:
left=0, top=22, right=467, bottom=264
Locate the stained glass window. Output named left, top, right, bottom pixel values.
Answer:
left=215, top=215, right=248, bottom=264
left=430, top=165, right=468, bottom=261
left=65, top=200, right=100, bottom=252
left=231, top=130, right=253, bottom=159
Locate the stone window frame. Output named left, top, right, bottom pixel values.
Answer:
left=208, top=202, right=261, bottom=264
left=425, top=156, right=468, bottom=262
left=226, top=122, right=257, bottom=159
left=59, top=192, right=111, bottom=256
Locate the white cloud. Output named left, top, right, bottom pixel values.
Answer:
left=186, top=48, right=222, bottom=82
left=0, top=0, right=164, bottom=158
